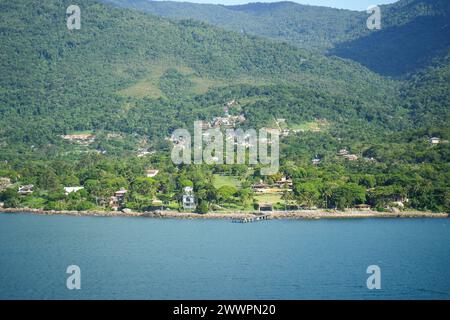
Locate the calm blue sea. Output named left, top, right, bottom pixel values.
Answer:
left=0, top=213, right=449, bottom=300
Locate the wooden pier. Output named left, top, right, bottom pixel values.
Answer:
left=232, top=215, right=271, bottom=223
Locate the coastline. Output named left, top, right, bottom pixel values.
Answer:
left=0, top=207, right=448, bottom=220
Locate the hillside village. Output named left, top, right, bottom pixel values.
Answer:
left=1, top=95, right=447, bottom=214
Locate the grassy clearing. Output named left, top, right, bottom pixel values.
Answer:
left=213, top=174, right=241, bottom=189
left=117, top=62, right=167, bottom=99
left=117, top=59, right=278, bottom=99
left=238, top=96, right=271, bottom=106
left=289, top=120, right=329, bottom=132
left=66, top=130, right=94, bottom=135
left=254, top=193, right=283, bottom=204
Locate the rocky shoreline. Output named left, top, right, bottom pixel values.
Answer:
left=0, top=207, right=448, bottom=220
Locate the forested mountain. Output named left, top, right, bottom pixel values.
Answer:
left=0, top=0, right=448, bottom=213
left=101, top=0, right=450, bottom=77
left=401, top=52, right=450, bottom=126
left=100, top=0, right=365, bottom=52
left=330, top=0, right=450, bottom=76
left=0, top=0, right=402, bottom=150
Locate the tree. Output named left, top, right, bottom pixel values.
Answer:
left=281, top=188, right=295, bottom=210
left=0, top=188, right=20, bottom=208
left=217, top=186, right=238, bottom=204
left=331, top=183, right=366, bottom=210
left=237, top=188, right=253, bottom=207
left=131, top=177, right=157, bottom=197
left=196, top=201, right=209, bottom=214
left=38, top=168, right=60, bottom=191
left=294, top=182, right=321, bottom=208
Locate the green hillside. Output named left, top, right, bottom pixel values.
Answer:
left=100, top=0, right=366, bottom=52
left=0, top=0, right=403, bottom=151
left=0, top=0, right=448, bottom=213
left=401, top=53, right=450, bottom=126
left=101, top=0, right=450, bottom=77
left=330, top=0, right=450, bottom=76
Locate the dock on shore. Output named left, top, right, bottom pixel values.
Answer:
left=232, top=214, right=271, bottom=223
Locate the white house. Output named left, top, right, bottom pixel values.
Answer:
left=182, top=186, right=195, bottom=210
left=18, top=185, right=34, bottom=195
left=145, top=169, right=159, bottom=178
left=429, top=137, right=441, bottom=144
left=64, top=186, right=84, bottom=195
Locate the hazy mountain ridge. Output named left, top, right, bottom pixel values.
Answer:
left=100, top=0, right=450, bottom=77
left=100, top=0, right=366, bottom=52
left=330, top=0, right=450, bottom=76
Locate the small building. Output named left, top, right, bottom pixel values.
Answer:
left=182, top=186, right=196, bottom=210
left=0, top=177, right=12, bottom=191
left=150, top=199, right=164, bottom=210
left=62, top=134, right=93, bottom=140
left=114, top=189, right=127, bottom=200
left=152, top=199, right=163, bottom=206
left=64, top=186, right=84, bottom=195
left=275, top=176, right=293, bottom=187
left=393, top=195, right=409, bottom=203
left=391, top=201, right=405, bottom=209
left=109, top=189, right=127, bottom=211
left=109, top=197, right=120, bottom=211
left=61, top=134, right=95, bottom=144
left=285, top=204, right=300, bottom=211
left=343, top=154, right=359, bottom=161
left=18, top=185, right=34, bottom=195
left=137, top=149, right=154, bottom=157
left=226, top=99, right=236, bottom=107
left=251, top=182, right=269, bottom=190
left=391, top=195, right=409, bottom=208
left=259, top=203, right=274, bottom=212
left=338, top=148, right=349, bottom=156
left=429, top=137, right=441, bottom=145
left=145, top=169, right=159, bottom=178
left=312, top=158, right=321, bottom=165
left=355, top=204, right=371, bottom=211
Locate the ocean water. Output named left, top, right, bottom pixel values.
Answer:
left=0, top=213, right=449, bottom=300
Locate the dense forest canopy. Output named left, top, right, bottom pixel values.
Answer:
left=0, top=0, right=448, bottom=213
left=101, top=0, right=450, bottom=77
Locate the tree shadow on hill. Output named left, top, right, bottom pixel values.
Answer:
left=328, top=15, right=450, bottom=78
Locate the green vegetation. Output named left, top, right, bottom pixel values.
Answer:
left=212, top=174, right=241, bottom=189
left=101, top=0, right=450, bottom=77
left=100, top=0, right=365, bottom=52
left=0, top=0, right=448, bottom=214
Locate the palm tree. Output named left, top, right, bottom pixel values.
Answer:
left=281, top=188, right=295, bottom=211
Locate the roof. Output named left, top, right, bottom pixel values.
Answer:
left=259, top=203, right=273, bottom=208
left=64, top=186, right=84, bottom=192
left=146, top=169, right=159, bottom=176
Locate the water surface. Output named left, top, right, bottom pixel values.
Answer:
left=0, top=213, right=449, bottom=299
